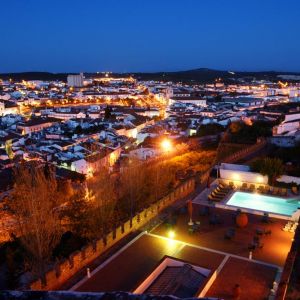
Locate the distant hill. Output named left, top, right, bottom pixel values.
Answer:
left=1, top=68, right=300, bottom=83
left=130, top=68, right=300, bottom=83
left=0, top=72, right=69, bottom=81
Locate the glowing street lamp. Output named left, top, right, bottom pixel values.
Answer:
left=168, top=230, right=175, bottom=239
left=161, top=139, right=172, bottom=153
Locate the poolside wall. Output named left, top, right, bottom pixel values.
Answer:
left=29, top=178, right=195, bottom=291
left=219, top=169, right=268, bottom=185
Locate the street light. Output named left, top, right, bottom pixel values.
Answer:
left=168, top=230, right=175, bottom=239
left=161, top=139, right=172, bottom=153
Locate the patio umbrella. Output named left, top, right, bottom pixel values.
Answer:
left=187, top=200, right=194, bottom=225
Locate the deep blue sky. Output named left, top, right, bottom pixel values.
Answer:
left=1, top=0, right=300, bottom=73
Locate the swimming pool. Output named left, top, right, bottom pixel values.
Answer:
left=227, top=191, right=299, bottom=216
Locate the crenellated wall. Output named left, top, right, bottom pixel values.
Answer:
left=221, top=139, right=267, bottom=164
left=29, top=178, right=195, bottom=291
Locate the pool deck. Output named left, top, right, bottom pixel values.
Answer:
left=152, top=206, right=294, bottom=267
left=193, top=180, right=300, bottom=221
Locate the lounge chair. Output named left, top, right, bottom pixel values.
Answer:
left=211, top=190, right=222, bottom=196
left=268, top=187, right=274, bottom=195
left=241, top=183, right=248, bottom=191
left=229, top=182, right=236, bottom=189
left=257, top=186, right=264, bottom=194
left=219, top=183, right=231, bottom=191
left=280, top=188, right=287, bottom=197
left=224, top=228, right=235, bottom=240
left=214, top=188, right=227, bottom=196
left=272, top=187, right=279, bottom=195
left=249, top=184, right=255, bottom=192
left=211, top=191, right=225, bottom=199
left=292, top=186, right=299, bottom=195
left=208, top=194, right=221, bottom=202
left=263, top=186, right=270, bottom=194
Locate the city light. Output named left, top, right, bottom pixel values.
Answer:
left=161, top=139, right=172, bottom=152
left=168, top=230, right=175, bottom=239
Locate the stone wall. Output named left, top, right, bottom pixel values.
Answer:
left=275, top=224, right=300, bottom=300
left=221, top=139, right=267, bottom=164
left=29, top=178, right=195, bottom=291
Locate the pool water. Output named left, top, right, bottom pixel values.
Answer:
left=227, top=191, right=299, bottom=216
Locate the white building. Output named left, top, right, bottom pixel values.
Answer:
left=67, top=73, right=84, bottom=87
left=0, top=102, right=4, bottom=116
left=272, top=112, right=300, bottom=147
left=169, top=97, right=207, bottom=107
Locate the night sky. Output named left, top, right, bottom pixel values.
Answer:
left=1, top=0, right=300, bottom=73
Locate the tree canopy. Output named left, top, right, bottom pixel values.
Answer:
left=251, top=157, right=284, bottom=185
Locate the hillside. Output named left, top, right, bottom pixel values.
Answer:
left=1, top=68, right=300, bottom=83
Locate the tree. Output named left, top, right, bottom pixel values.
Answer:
left=9, top=163, right=63, bottom=277
left=85, top=168, right=117, bottom=239
left=229, top=121, right=244, bottom=134
left=197, top=123, right=224, bottom=137
left=251, top=157, right=284, bottom=185
left=62, top=184, right=90, bottom=239
left=119, top=158, right=149, bottom=218
left=104, top=106, right=112, bottom=119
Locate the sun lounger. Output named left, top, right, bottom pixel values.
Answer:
left=208, top=194, right=221, bottom=202
left=271, top=187, right=279, bottom=195
left=257, top=186, right=264, bottom=193
left=240, top=183, right=248, bottom=191
left=229, top=182, right=236, bottom=189
left=292, top=186, right=299, bottom=195
left=280, top=188, right=287, bottom=197
left=263, top=186, right=270, bottom=194
left=211, top=191, right=225, bottom=199
left=224, top=228, right=235, bottom=240
left=249, top=184, right=255, bottom=192
left=219, top=183, right=231, bottom=191
left=214, top=189, right=227, bottom=196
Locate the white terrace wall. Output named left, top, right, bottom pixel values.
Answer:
left=277, top=175, right=300, bottom=185
left=29, top=178, right=195, bottom=291
left=219, top=169, right=268, bottom=185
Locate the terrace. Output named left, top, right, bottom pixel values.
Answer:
left=68, top=163, right=298, bottom=299
left=71, top=199, right=292, bottom=299
left=194, top=163, right=300, bottom=221
left=72, top=233, right=280, bottom=299
left=193, top=180, right=300, bottom=220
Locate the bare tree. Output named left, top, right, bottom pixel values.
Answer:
left=85, top=167, right=117, bottom=239
left=119, top=158, right=150, bottom=218
left=9, top=163, right=63, bottom=277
